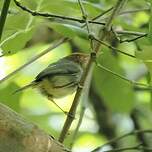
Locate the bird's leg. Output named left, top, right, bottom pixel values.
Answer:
left=48, top=96, right=75, bottom=118
left=47, top=96, right=68, bottom=115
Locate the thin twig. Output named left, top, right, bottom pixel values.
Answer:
left=69, top=1, right=94, bottom=142
left=102, top=144, right=152, bottom=152
left=13, top=0, right=105, bottom=26
left=93, top=36, right=136, bottom=58
left=114, top=30, right=147, bottom=43
left=0, top=37, right=69, bottom=83
left=13, top=0, right=82, bottom=22
left=91, top=129, right=152, bottom=152
left=82, top=7, right=113, bottom=28
left=120, top=34, right=147, bottom=43
left=116, top=30, right=147, bottom=36
left=78, top=0, right=94, bottom=50
left=70, top=106, right=85, bottom=149
left=0, top=0, right=11, bottom=41
left=96, top=63, right=152, bottom=89
left=92, top=7, right=114, bottom=21
left=88, top=21, right=105, bottom=25
left=95, top=0, right=128, bottom=53
left=114, top=30, right=147, bottom=44
left=105, top=0, right=128, bottom=32
left=119, top=8, right=150, bottom=15
left=93, top=7, right=150, bottom=25
left=103, top=144, right=142, bottom=152
left=134, top=86, right=152, bottom=91
left=58, top=0, right=95, bottom=143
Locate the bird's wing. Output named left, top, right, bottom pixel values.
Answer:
left=53, top=80, right=77, bottom=89
left=35, top=59, right=82, bottom=82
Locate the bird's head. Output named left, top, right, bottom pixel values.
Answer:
left=64, top=53, right=90, bottom=68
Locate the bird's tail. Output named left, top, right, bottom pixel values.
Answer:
left=13, top=81, right=36, bottom=94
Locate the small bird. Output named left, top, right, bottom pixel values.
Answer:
left=14, top=53, right=90, bottom=112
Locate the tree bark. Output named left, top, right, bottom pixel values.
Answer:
left=0, top=103, right=70, bottom=152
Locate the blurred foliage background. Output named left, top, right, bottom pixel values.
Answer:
left=0, top=0, right=152, bottom=151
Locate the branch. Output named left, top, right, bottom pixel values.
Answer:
left=93, top=36, right=136, bottom=58
left=81, top=7, right=113, bottom=28
left=58, top=55, right=94, bottom=143
left=59, top=0, right=129, bottom=143
left=78, top=0, right=94, bottom=51
left=120, top=34, right=147, bottom=43
left=102, top=144, right=152, bottom=152
left=94, top=0, right=128, bottom=52
left=0, top=0, right=11, bottom=41
left=13, top=0, right=105, bottom=26
left=0, top=103, right=70, bottom=152
left=62, top=0, right=94, bottom=148
left=116, top=30, right=147, bottom=36
left=91, top=130, right=152, bottom=152
left=69, top=106, right=85, bottom=149
left=58, top=0, right=95, bottom=142
left=134, top=86, right=152, bottom=91
left=92, top=7, right=114, bottom=21
left=0, top=37, right=69, bottom=84
left=96, top=63, right=152, bottom=89
left=105, top=0, right=128, bottom=31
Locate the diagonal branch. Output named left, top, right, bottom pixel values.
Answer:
left=0, top=37, right=69, bottom=83
left=58, top=0, right=129, bottom=143
left=93, top=36, right=136, bottom=58
left=58, top=0, right=95, bottom=143
left=96, top=63, right=152, bottom=89
left=94, top=0, right=128, bottom=52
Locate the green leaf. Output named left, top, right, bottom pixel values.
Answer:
left=147, top=0, right=152, bottom=4
left=1, top=27, right=35, bottom=55
left=0, top=0, right=44, bottom=55
left=48, top=22, right=88, bottom=39
left=40, top=0, right=102, bottom=18
left=0, top=82, right=21, bottom=112
left=136, top=46, right=152, bottom=76
left=93, top=49, right=134, bottom=113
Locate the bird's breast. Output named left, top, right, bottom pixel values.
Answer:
left=38, top=77, right=77, bottom=99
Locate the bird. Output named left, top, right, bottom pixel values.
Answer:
left=14, top=53, right=90, bottom=112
